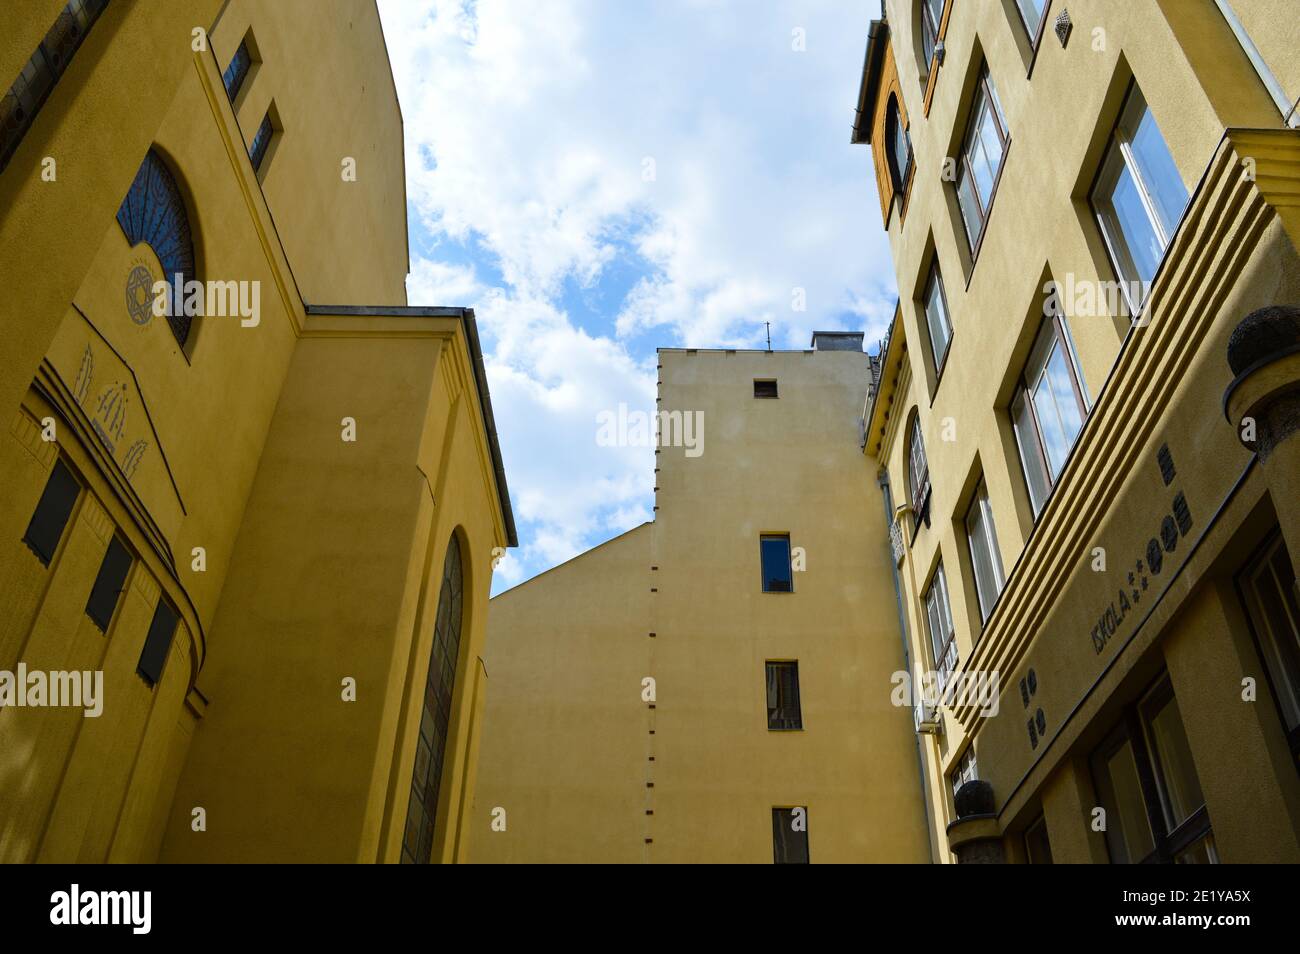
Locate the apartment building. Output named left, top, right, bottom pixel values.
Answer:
left=854, top=0, right=1300, bottom=861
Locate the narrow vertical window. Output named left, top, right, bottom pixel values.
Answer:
left=137, top=599, right=179, bottom=687
left=920, top=0, right=944, bottom=70
left=771, top=807, right=809, bottom=863
left=923, top=265, right=953, bottom=374
left=1239, top=532, right=1300, bottom=760
left=907, top=413, right=930, bottom=519
left=85, top=535, right=133, bottom=632
left=249, top=110, right=275, bottom=173
left=1015, top=0, right=1049, bottom=43
left=965, top=481, right=1005, bottom=623
left=23, top=458, right=81, bottom=566
left=403, top=535, right=465, bottom=864
left=760, top=534, right=793, bottom=592
left=1091, top=85, right=1189, bottom=312
left=1010, top=316, right=1089, bottom=516
left=222, top=39, right=252, bottom=102
left=924, top=563, right=957, bottom=690
left=954, top=66, right=1010, bottom=255
left=886, top=95, right=912, bottom=194
left=765, top=661, right=802, bottom=730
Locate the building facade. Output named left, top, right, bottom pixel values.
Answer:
left=854, top=0, right=1300, bottom=861
left=0, top=0, right=514, bottom=862
left=471, top=338, right=933, bottom=863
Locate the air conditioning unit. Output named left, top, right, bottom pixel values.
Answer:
left=914, top=699, right=942, bottom=735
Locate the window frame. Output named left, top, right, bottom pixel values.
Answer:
left=765, top=660, right=803, bottom=731
left=1024, top=813, right=1054, bottom=863
left=249, top=109, right=275, bottom=175
left=222, top=38, right=253, bottom=103
left=1089, top=675, right=1216, bottom=864
left=1236, top=529, right=1300, bottom=764
left=886, top=94, right=913, bottom=197
left=760, top=533, right=794, bottom=593
left=1015, top=0, right=1052, bottom=51
left=923, top=263, right=953, bottom=377
left=920, top=0, right=944, bottom=74
left=924, top=562, right=958, bottom=691
left=964, top=480, right=1006, bottom=624
left=137, top=598, right=179, bottom=688
left=22, top=457, right=82, bottom=566
left=753, top=378, right=779, bottom=399
left=906, top=412, right=931, bottom=526
left=1089, top=83, right=1189, bottom=315
left=85, top=534, right=133, bottom=633
left=1009, top=313, right=1090, bottom=518
left=954, top=65, right=1011, bottom=259
left=771, top=806, right=810, bottom=864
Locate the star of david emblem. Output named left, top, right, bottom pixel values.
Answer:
left=125, top=265, right=156, bottom=326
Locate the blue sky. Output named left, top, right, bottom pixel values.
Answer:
left=375, top=0, right=896, bottom=594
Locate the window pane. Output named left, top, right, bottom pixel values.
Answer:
left=137, top=600, right=179, bottom=687
left=250, top=112, right=273, bottom=171
left=22, top=459, right=80, bottom=565
left=1143, top=691, right=1205, bottom=831
left=85, top=535, right=132, bottom=632
left=760, top=535, right=793, bottom=592
left=975, top=105, right=1006, bottom=203
left=924, top=271, right=952, bottom=367
left=1129, top=102, right=1188, bottom=240
left=966, top=487, right=1005, bottom=621
left=1031, top=338, right=1085, bottom=478
left=1016, top=0, right=1046, bottom=36
left=1012, top=390, right=1051, bottom=515
left=1249, top=543, right=1300, bottom=728
left=766, top=661, right=802, bottom=730
left=772, top=807, right=809, bottom=863
left=956, top=165, right=983, bottom=248
left=1025, top=815, right=1053, bottom=863
left=1098, top=737, right=1156, bottom=863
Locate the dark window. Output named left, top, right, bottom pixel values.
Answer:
left=23, top=458, right=81, bottom=566
left=766, top=661, right=802, bottom=730
left=249, top=111, right=274, bottom=173
left=760, top=534, right=793, bottom=592
left=222, top=39, right=252, bottom=102
left=116, top=150, right=197, bottom=348
left=886, top=96, right=912, bottom=193
left=772, top=807, right=809, bottom=863
left=1090, top=675, right=1216, bottom=863
left=1024, top=814, right=1053, bottom=863
left=1238, top=531, right=1300, bottom=764
left=85, top=535, right=132, bottom=632
left=753, top=379, right=778, bottom=399
left=954, top=66, right=1010, bottom=256
left=403, top=534, right=465, bottom=863
left=137, top=599, right=179, bottom=687
left=0, top=0, right=109, bottom=173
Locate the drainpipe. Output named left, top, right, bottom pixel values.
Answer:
left=877, top=468, right=939, bottom=863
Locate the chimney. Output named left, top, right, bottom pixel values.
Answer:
left=810, top=331, right=865, bottom=352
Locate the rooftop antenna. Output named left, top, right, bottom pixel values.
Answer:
left=765, top=321, right=772, bottom=351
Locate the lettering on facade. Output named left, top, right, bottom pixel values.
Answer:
left=1021, top=667, right=1047, bottom=749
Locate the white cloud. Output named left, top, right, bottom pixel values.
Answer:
left=377, top=0, right=895, bottom=590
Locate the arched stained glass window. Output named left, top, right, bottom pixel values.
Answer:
left=116, top=150, right=196, bottom=348
left=402, top=534, right=465, bottom=863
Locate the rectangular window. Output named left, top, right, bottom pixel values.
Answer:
left=0, top=0, right=110, bottom=173
left=138, top=599, right=179, bottom=688
left=766, top=661, right=802, bottom=730
left=1024, top=814, right=1053, bottom=863
left=923, top=265, right=953, bottom=374
left=924, top=563, right=957, bottom=690
left=771, top=807, right=809, bottom=863
left=249, top=110, right=275, bottom=173
left=965, top=481, right=1006, bottom=623
left=23, top=458, right=81, bottom=566
left=753, top=379, right=778, bottom=398
left=1239, top=532, right=1300, bottom=761
left=921, top=0, right=944, bottom=70
left=1090, top=676, right=1216, bottom=864
left=222, top=39, right=252, bottom=102
left=1011, top=316, right=1089, bottom=516
left=1091, top=85, right=1189, bottom=312
left=955, top=66, right=1010, bottom=255
left=85, top=535, right=132, bottom=632
left=1015, top=0, right=1049, bottom=42
left=760, top=534, right=793, bottom=592
left=950, top=745, right=977, bottom=797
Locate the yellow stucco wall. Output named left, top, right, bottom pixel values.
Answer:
left=473, top=348, right=931, bottom=862
left=0, top=2, right=509, bottom=862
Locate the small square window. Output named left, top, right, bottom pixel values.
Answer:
left=766, top=661, right=802, bottom=730
left=760, top=534, right=793, bottom=592
left=753, top=379, right=779, bottom=399
left=137, top=599, right=179, bottom=687
left=23, top=458, right=81, bottom=566
left=85, top=535, right=132, bottom=632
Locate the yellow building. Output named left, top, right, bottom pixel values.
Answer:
left=471, top=338, right=933, bottom=863
left=854, top=0, right=1300, bottom=861
left=0, top=0, right=514, bottom=863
